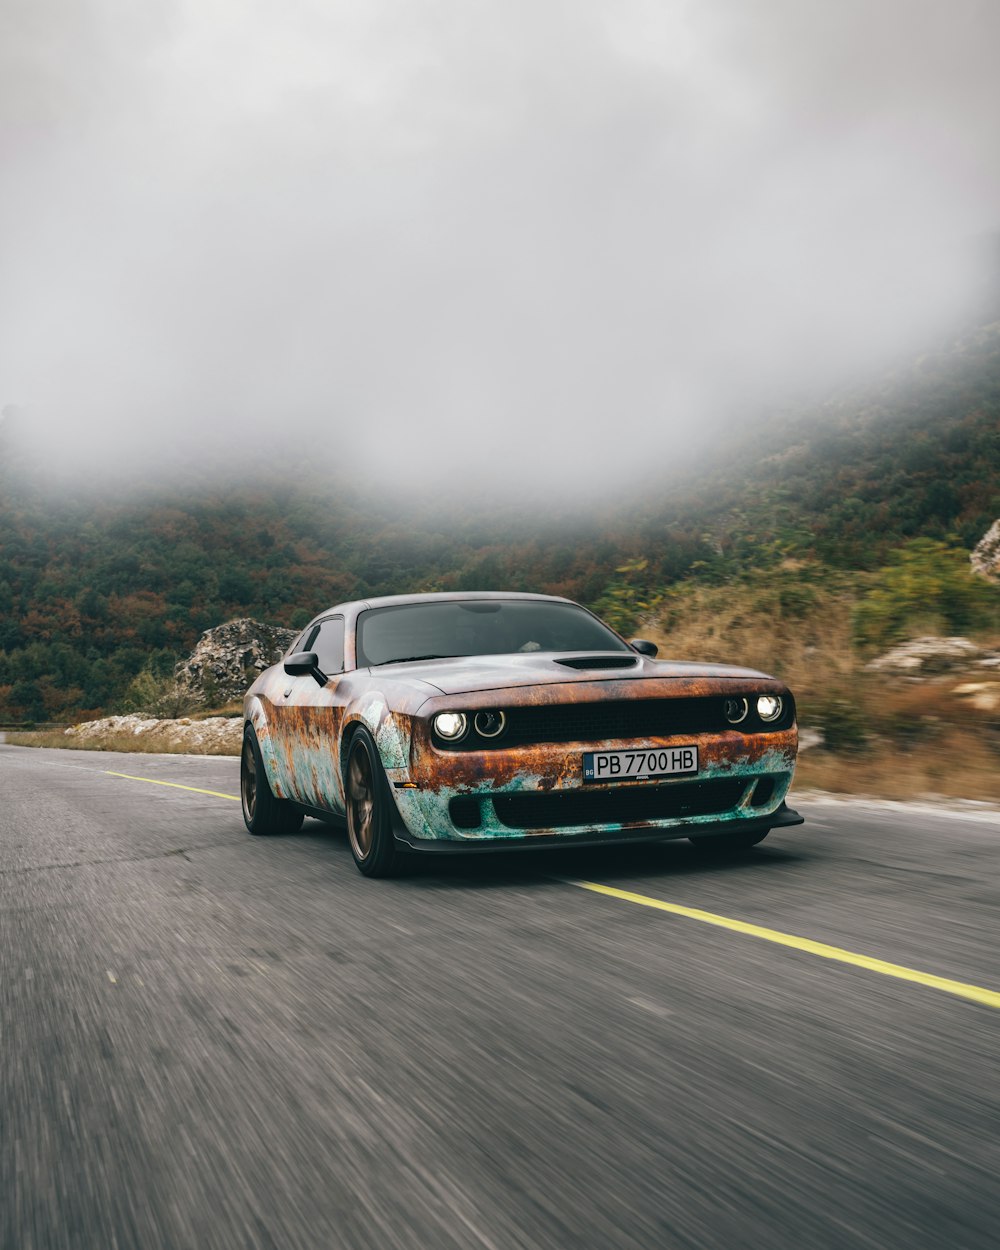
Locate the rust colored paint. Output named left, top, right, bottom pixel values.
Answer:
left=244, top=593, right=803, bottom=846
left=400, top=677, right=797, bottom=842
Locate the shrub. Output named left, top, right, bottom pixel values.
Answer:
left=813, top=697, right=870, bottom=754
left=120, top=666, right=200, bottom=718
left=590, top=559, right=661, bottom=636
left=853, top=539, right=999, bottom=652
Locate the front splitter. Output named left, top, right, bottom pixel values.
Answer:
left=393, top=802, right=804, bottom=854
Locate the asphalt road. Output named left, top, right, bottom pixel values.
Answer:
left=2, top=744, right=999, bottom=1250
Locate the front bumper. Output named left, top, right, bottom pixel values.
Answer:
left=392, top=800, right=804, bottom=853
left=389, top=725, right=800, bottom=847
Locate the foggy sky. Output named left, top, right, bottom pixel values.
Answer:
left=2, top=0, right=999, bottom=496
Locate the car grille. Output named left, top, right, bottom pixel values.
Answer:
left=433, top=695, right=795, bottom=750
left=504, top=698, right=725, bottom=746
left=491, top=778, right=748, bottom=830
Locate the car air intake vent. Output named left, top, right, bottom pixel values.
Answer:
left=493, top=779, right=747, bottom=829
left=503, top=698, right=721, bottom=746
left=554, top=656, right=639, bottom=670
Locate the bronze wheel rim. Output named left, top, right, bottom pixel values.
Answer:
left=347, top=745, right=375, bottom=859
left=241, top=737, right=257, bottom=821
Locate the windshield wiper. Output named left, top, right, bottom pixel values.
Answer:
left=375, top=653, right=458, bottom=666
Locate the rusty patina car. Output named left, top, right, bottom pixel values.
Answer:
left=240, top=592, right=803, bottom=876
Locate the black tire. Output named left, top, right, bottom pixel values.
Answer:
left=241, top=725, right=304, bottom=836
left=689, top=828, right=770, bottom=853
left=344, top=728, right=401, bottom=878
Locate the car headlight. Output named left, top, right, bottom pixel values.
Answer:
left=724, top=697, right=749, bottom=725
left=756, top=695, right=783, bottom=723
left=433, top=711, right=468, bottom=741
left=474, top=709, right=506, bottom=738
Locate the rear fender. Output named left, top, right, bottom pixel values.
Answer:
left=245, top=696, right=289, bottom=799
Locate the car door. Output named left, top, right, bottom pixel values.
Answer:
left=272, top=616, right=350, bottom=813
left=259, top=624, right=317, bottom=801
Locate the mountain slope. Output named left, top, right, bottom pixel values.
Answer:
left=1, top=321, right=998, bottom=720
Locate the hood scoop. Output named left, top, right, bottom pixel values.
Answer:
left=554, top=655, right=640, bottom=671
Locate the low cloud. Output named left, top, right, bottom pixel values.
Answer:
left=2, top=0, right=998, bottom=495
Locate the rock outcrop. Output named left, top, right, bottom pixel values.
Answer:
left=971, top=519, right=1000, bottom=582
left=866, top=636, right=1000, bottom=676
left=64, top=714, right=242, bottom=753
left=175, top=618, right=297, bottom=706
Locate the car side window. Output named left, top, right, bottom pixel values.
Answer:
left=312, top=617, right=345, bottom=675
left=293, top=625, right=320, bottom=654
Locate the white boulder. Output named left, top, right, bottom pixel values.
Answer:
left=866, top=636, right=998, bottom=676
left=971, top=520, right=1000, bottom=582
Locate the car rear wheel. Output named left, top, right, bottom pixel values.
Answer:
left=689, top=828, right=770, bottom=853
left=241, top=726, right=304, bottom=836
left=345, top=728, right=401, bottom=878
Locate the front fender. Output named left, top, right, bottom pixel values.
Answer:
left=342, top=691, right=414, bottom=787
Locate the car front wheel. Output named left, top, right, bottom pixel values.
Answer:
left=241, top=726, right=304, bottom=836
left=345, top=728, right=402, bottom=878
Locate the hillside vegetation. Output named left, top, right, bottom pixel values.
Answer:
left=646, top=563, right=1000, bottom=800
left=1, top=322, right=999, bottom=768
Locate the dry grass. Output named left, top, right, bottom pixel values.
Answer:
left=647, top=574, right=1000, bottom=803
left=189, top=702, right=244, bottom=721
left=5, top=730, right=239, bottom=756
left=793, top=730, right=1000, bottom=802
left=645, top=576, right=859, bottom=696
left=4, top=699, right=244, bottom=755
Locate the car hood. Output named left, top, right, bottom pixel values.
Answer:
left=369, top=652, right=773, bottom=697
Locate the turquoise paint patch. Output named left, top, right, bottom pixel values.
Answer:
left=300, top=739, right=345, bottom=813
left=392, top=787, right=440, bottom=841
left=247, top=697, right=286, bottom=798
left=375, top=711, right=411, bottom=773
left=711, top=746, right=797, bottom=776
left=396, top=756, right=797, bottom=843
left=357, top=691, right=388, bottom=729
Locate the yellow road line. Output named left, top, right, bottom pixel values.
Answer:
left=568, top=879, right=1000, bottom=1010
left=97, top=768, right=1000, bottom=1010
left=104, top=771, right=240, bottom=802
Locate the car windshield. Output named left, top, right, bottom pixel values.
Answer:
left=356, top=600, right=630, bottom=667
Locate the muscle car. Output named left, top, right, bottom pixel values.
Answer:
left=241, top=592, right=803, bottom=876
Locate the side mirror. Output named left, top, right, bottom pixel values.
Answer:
left=283, top=651, right=327, bottom=685
left=630, top=639, right=658, bottom=658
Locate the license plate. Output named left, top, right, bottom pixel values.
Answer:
left=583, top=746, right=699, bottom=783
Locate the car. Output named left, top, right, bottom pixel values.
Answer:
left=241, top=592, right=803, bottom=876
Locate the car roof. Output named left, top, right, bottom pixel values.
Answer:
left=312, top=590, right=572, bottom=621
